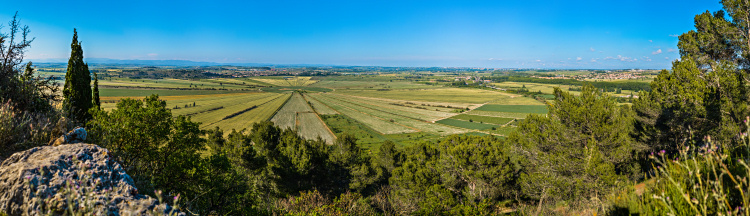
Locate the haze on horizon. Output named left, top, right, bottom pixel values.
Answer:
left=1, top=0, right=721, bottom=69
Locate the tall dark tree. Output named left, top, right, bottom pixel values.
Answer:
left=92, top=72, right=100, bottom=108
left=62, top=29, right=92, bottom=122
left=634, top=0, right=750, bottom=152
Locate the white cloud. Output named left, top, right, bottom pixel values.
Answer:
left=665, top=57, right=670, bottom=59
left=652, top=49, right=662, bottom=55
left=604, top=55, right=636, bottom=62
left=590, top=47, right=595, bottom=52
left=576, top=57, right=582, bottom=61
left=536, top=59, right=541, bottom=62
left=147, top=53, right=158, bottom=57
left=649, top=40, right=653, bottom=42
left=669, top=34, right=680, bottom=37
left=667, top=48, right=677, bottom=53
left=591, top=58, right=597, bottom=62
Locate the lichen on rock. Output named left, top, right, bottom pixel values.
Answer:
left=0, top=144, right=181, bottom=215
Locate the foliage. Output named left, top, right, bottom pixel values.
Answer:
left=0, top=13, right=58, bottom=113
left=63, top=29, right=92, bottom=123
left=388, top=135, right=517, bottom=214
left=87, top=95, right=254, bottom=214
left=273, top=190, right=378, bottom=216
left=508, top=85, right=638, bottom=208
left=611, top=122, right=750, bottom=215
left=0, top=101, right=66, bottom=160
left=92, top=72, right=100, bottom=108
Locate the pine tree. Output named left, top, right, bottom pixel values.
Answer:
left=92, top=72, right=100, bottom=108
left=63, top=29, right=92, bottom=123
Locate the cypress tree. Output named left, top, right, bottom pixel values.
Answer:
left=63, top=29, right=92, bottom=122
left=92, top=72, right=100, bottom=108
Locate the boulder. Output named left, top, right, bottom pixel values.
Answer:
left=0, top=144, right=181, bottom=215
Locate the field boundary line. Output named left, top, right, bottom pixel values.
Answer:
left=315, top=94, right=420, bottom=133
left=306, top=93, right=340, bottom=114
left=332, top=94, right=446, bottom=122
left=300, top=93, right=338, bottom=140
left=267, top=93, right=294, bottom=121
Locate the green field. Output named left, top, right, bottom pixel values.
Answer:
left=474, top=104, right=548, bottom=114
left=449, top=114, right=514, bottom=125
left=435, top=119, right=498, bottom=130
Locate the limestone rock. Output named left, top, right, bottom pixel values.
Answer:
left=0, top=144, right=181, bottom=215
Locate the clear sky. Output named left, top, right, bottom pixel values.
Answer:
left=0, top=0, right=724, bottom=69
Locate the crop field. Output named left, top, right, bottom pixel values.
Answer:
left=491, top=81, right=638, bottom=97
left=309, top=94, right=416, bottom=134
left=336, top=88, right=512, bottom=104
left=303, top=94, right=338, bottom=115
left=449, top=114, right=514, bottom=125
left=474, top=105, right=548, bottom=114
left=435, top=119, right=498, bottom=130
left=489, top=96, right=546, bottom=105
left=99, top=78, right=254, bottom=90
left=99, top=88, right=240, bottom=97
left=296, top=112, right=336, bottom=144
left=312, top=80, right=442, bottom=90
left=271, top=93, right=336, bottom=144
left=250, top=77, right=316, bottom=86
left=187, top=93, right=288, bottom=131
left=310, top=93, right=467, bottom=135
left=271, top=93, right=314, bottom=130
left=261, top=86, right=333, bottom=93
left=100, top=92, right=288, bottom=132
left=464, top=110, right=533, bottom=119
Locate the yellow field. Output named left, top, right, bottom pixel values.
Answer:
left=250, top=77, right=316, bottom=86
left=336, top=88, right=513, bottom=104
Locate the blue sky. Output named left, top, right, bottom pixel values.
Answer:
left=0, top=0, right=723, bottom=69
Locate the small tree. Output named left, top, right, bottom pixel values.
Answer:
left=92, top=72, right=100, bottom=109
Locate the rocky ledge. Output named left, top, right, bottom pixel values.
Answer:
left=0, top=144, right=180, bottom=215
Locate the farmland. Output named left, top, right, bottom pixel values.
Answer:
left=270, top=93, right=336, bottom=144
left=65, top=66, right=648, bottom=150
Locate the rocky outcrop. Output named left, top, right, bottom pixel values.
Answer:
left=0, top=144, right=180, bottom=215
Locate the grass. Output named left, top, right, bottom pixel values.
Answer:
left=450, top=114, right=514, bottom=125
left=336, top=88, right=512, bottom=104
left=474, top=104, right=548, bottom=114
left=435, top=119, right=498, bottom=130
